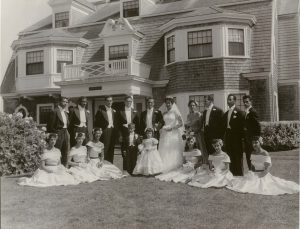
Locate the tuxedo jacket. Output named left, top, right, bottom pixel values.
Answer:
left=140, top=109, right=164, bottom=134
left=47, top=107, right=69, bottom=133
left=69, top=106, right=90, bottom=128
left=122, top=132, right=140, bottom=149
left=202, top=105, right=224, bottom=138
left=94, top=107, right=118, bottom=131
left=118, top=108, right=140, bottom=135
left=223, top=107, right=245, bottom=137
left=245, top=107, right=261, bottom=137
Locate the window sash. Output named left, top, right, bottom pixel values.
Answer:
left=38, top=105, right=53, bottom=125
left=55, top=12, right=69, bottom=28
left=26, top=51, right=44, bottom=75
left=109, top=45, right=129, bottom=60
left=123, top=0, right=139, bottom=17
left=188, top=30, right=212, bottom=59
left=228, top=29, right=245, bottom=56
left=167, top=36, right=175, bottom=64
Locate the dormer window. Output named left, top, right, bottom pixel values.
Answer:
left=109, top=45, right=129, bottom=60
left=123, top=0, right=139, bottom=18
left=228, top=28, right=245, bottom=56
left=55, top=12, right=69, bottom=28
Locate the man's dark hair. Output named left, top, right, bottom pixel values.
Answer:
left=227, top=94, right=236, bottom=101
left=242, top=95, right=252, bottom=101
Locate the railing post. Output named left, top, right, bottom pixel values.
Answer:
left=127, top=56, right=131, bottom=75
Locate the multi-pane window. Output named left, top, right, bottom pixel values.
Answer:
left=228, top=29, right=244, bottom=56
left=189, top=94, right=214, bottom=113
left=38, top=104, right=54, bottom=125
left=55, top=12, right=69, bottom=28
left=26, top=51, right=44, bottom=75
left=167, top=35, right=175, bottom=64
left=188, top=30, right=212, bottom=59
left=123, top=0, right=139, bottom=18
left=109, top=45, right=129, bottom=60
left=57, top=49, right=73, bottom=73
left=231, top=93, right=246, bottom=110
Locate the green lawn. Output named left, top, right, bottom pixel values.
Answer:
left=1, top=149, right=299, bottom=229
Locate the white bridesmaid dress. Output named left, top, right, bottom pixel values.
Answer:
left=188, top=151, right=233, bottom=188
left=18, top=148, right=79, bottom=187
left=227, top=154, right=299, bottom=195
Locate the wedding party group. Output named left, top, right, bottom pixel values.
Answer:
left=18, top=94, right=299, bottom=196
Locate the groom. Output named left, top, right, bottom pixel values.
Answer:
left=140, top=97, right=164, bottom=139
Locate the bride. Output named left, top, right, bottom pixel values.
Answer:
left=156, top=96, right=185, bottom=173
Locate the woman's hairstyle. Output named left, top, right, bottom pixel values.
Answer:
left=92, top=128, right=102, bottom=135
left=124, top=95, right=133, bottom=101
left=188, top=100, right=198, bottom=107
left=75, top=132, right=85, bottom=139
left=252, top=135, right=263, bottom=144
left=184, top=136, right=198, bottom=151
left=46, top=133, right=58, bottom=143
left=145, top=128, right=154, bottom=134
left=212, top=139, right=223, bottom=147
left=165, top=96, right=174, bottom=104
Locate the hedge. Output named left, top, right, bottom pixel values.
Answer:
left=261, top=121, right=300, bottom=152
left=0, top=112, right=45, bottom=176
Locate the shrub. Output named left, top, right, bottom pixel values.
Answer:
left=0, top=112, right=46, bottom=176
left=261, top=121, right=300, bottom=152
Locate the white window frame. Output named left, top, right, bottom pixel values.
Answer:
left=187, top=29, right=213, bottom=60
left=37, top=103, right=54, bottom=125
left=164, top=33, right=176, bottom=65
left=108, top=44, right=129, bottom=60
left=55, top=11, right=69, bottom=28
left=121, top=0, right=139, bottom=18
left=55, top=48, right=75, bottom=74
left=26, top=50, right=44, bottom=76
left=225, top=26, right=250, bottom=58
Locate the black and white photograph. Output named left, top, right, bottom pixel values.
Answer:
left=0, top=0, right=299, bottom=228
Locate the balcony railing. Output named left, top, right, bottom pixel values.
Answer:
left=16, top=74, right=61, bottom=91
left=62, top=57, right=151, bottom=81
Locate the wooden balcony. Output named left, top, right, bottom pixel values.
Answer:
left=62, top=58, right=151, bottom=81
left=16, top=74, right=61, bottom=92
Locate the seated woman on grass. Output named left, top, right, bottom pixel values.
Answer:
left=68, top=132, right=98, bottom=183
left=86, top=128, right=125, bottom=180
left=188, top=139, right=233, bottom=188
left=227, top=136, right=299, bottom=195
left=156, top=136, right=202, bottom=183
left=18, top=133, right=79, bottom=187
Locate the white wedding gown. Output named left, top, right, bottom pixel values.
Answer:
left=158, top=110, right=184, bottom=173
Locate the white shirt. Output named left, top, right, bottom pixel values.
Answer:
left=129, top=132, right=135, bottom=146
left=78, top=105, right=87, bottom=127
left=245, top=106, right=252, bottom=118
left=205, top=103, right=214, bottom=126
left=105, top=106, right=114, bottom=128
left=58, top=106, right=67, bottom=128
left=125, top=107, right=131, bottom=125
left=227, top=105, right=235, bottom=128
left=146, top=108, right=153, bottom=129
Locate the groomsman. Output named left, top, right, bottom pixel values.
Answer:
left=140, top=97, right=164, bottom=139
left=223, top=94, right=245, bottom=176
left=118, top=95, right=140, bottom=173
left=202, top=95, right=224, bottom=155
left=69, top=97, right=90, bottom=146
left=94, top=96, right=118, bottom=163
left=47, top=97, right=70, bottom=166
left=243, top=95, right=261, bottom=170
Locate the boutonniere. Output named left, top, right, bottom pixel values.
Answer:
left=154, top=110, right=158, bottom=113
left=133, top=110, right=137, bottom=113
left=113, top=109, right=116, bottom=112
left=212, top=108, right=216, bottom=111
left=233, top=115, right=237, bottom=119
left=86, top=110, right=90, bottom=114
left=233, top=110, right=237, bottom=114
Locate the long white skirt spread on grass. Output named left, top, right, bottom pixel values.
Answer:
left=227, top=171, right=299, bottom=195
left=18, top=165, right=79, bottom=187
left=87, top=159, right=124, bottom=180
left=69, top=164, right=99, bottom=183
left=133, top=148, right=163, bottom=175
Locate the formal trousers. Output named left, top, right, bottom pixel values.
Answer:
left=55, top=128, right=70, bottom=166
left=123, top=145, right=138, bottom=174
left=101, top=127, right=116, bottom=163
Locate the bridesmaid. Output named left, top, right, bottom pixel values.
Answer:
left=68, top=132, right=99, bottom=183
left=86, top=128, right=125, bottom=180
left=18, top=133, right=79, bottom=187
left=185, top=100, right=208, bottom=163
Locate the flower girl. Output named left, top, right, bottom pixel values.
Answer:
left=227, top=136, right=299, bottom=195
left=86, top=128, right=124, bottom=180
left=156, top=136, right=202, bottom=183
left=188, top=139, right=233, bottom=188
left=68, top=132, right=98, bottom=183
left=133, top=128, right=163, bottom=176
left=18, top=133, right=79, bottom=187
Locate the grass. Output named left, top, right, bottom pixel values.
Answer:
left=1, top=149, right=299, bottom=229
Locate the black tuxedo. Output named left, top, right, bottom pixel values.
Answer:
left=140, top=109, right=164, bottom=138
left=244, top=107, right=261, bottom=169
left=69, top=106, right=90, bottom=146
left=223, top=106, right=245, bottom=176
left=94, top=107, right=118, bottom=163
left=47, top=107, right=70, bottom=166
left=121, top=132, right=140, bottom=174
left=202, top=105, right=224, bottom=154
left=118, top=107, right=140, bottom=171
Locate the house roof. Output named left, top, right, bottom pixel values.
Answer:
left=20, top=28, right=85, bottom=40
left=74, top=0, right=96, bottom=10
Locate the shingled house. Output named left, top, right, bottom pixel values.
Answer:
left=1, top=0, right=299, bottom=129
